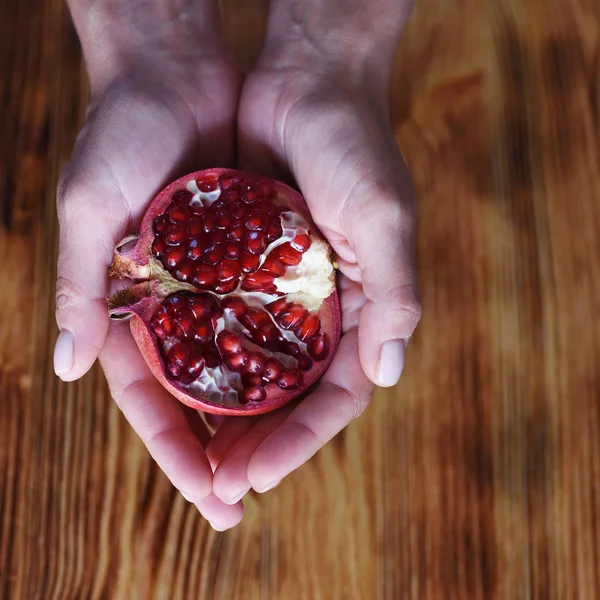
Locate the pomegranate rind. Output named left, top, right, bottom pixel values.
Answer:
left=108, top=168, right=341, bottom=416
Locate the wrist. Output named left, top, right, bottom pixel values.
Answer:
left=261, top=0, right=413, bottom=89
left=67, top=0, right=224, bottom=93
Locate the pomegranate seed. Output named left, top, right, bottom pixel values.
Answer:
left=219, top=174, right=239, bottom=190
left=224, top=242, right=240, bottom=259
left=225, top=350, right=249, bottom=371
left=152, top=323, right=167, bottom=341
left=231, top=203, right=248, bottom=220
left=265, top=218, right=283, bottom=242
left=284, top=341, right=301, bottom=357
left=227, top=221, right=244, bottom=241
left=167, top=342, right=191, bottom=369
left=160, top=318, right=175, bottom=337
left=217, top=330, right=242, bottom=354
left=245, top=210, right=267, bottom=231
left=243, top=374, right=264, bottom=387
left=308, top=333, right=329, bottom=360
left=217, top=259, right=242, bottom=282
left=174, top=260, right=195, bottom=283
left=246, top=352, right=266, bottom=375
left=242, top=231, right=267, bottom=255
left=207, top=230, right=226, bottom=245
left=277, top=368, right=302, bottom=390
left=242, top=309, right=271, bottom=330
left=220, top=190, right=239, bottom=204
left=190, top=203, right=207, bottom=216
left=291, top=234, right=311, bottom=252
left=196, top=174, right=218, bottom=192
left=168, top=363, right=183, bottom=378
left=273, top=242, right=302, bottom=265
left=164, top=294, right=185, bottom=309
left=188, top=295, right=212, bottom=319
left=204, top=348, right=222, bottom=368
left=172, top=190, right=194, bottom=204
left=214, top=279, right=238, bottom=294
left=192, top=265, right=216, bottom=287
left=174, top=309, right=195, bottom=338
left=251, top=327, right=280, bottom=345
left=241, top=271, right=275, bottom=291
left=221, top=296, right=247, bottom=317
left=203, top=245, right=225, bottom=265
left=261, top=255, right=286, bottom=277
left=151, top=237, right=167, bottom=258
left=263, top=358, right=283, bottom=382
left=168, top=203, right=191, bottom=224
left=242, top=190, right=258, bottom=204
left=187, top=353, right=205, bottom=378
left=202, top=213, right=216, bottom=232
left=266, top=298, right=288, bottom=317
left=164, top=245, right=186, bottom=268
left=297, top=354, right=313, bottom=371
left=164, top=224, right=186, bottom=245
left=239, top=252, right=260, bottom=273
left=151, top=310, right=172, bottom=334
left=296, top=314, right=320, bottom=341
left=187, top=216, right=203, bottom=238
left=193, top=321, right=212, bottom=343
left=187, top=238, right=204, bottom=260
left=153, top=215, right=167, bottom=234
left=215, top=212, right=233, bottom=229
left=279, top=305, right=306, bottom=330
left=241, top=386, right=266, bottom=403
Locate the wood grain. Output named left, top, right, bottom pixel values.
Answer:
left=1, top=0, right=599, bottom=598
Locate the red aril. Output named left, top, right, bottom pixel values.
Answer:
left=107, top=169, right=340, bottom=416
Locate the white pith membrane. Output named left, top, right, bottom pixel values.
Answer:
left=146, top=177, right=335, bottom=406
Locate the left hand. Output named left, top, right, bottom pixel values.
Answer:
left=207, top=20, right=421, bottom=512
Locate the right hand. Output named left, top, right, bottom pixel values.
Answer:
left=53, top=16, right=244, bottom=529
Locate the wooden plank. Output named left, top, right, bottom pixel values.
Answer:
left=0, top=0, right=599, bottom=597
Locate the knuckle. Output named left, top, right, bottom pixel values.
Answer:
left=55, top=275, right=86, bottom=316
left=390, top=284, right=422, bottom=326
left=350, top=393, right=371, bottom=421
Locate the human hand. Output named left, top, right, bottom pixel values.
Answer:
left=208, top=0, right=421, bottom=511
left=54, top=0, right=246, bottom=529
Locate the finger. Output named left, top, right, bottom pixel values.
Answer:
left=205, top=416, right=260, bottom=471
left=246, top=329, right=373, bottom=492
left=342, top=160, right=421, bottom=387
left=337, top=274, right=367, bottom=332
left=212, top=406, right=295, bottom=504
left=196, top=493, right=244, bottom=531
left=54, top=171, right=122, bottom=381
left=100, top=321, right=213, bottom=503
left=54, top=89, right=199, bottom=382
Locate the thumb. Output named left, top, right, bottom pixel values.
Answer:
left=344, top=172, right=421, bottom=388
left=53, top=166, right=123, bottom=381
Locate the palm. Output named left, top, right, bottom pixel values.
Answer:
left=58, top=57, right=246, bottom=529
left=204, top=65, right=411, bottom=502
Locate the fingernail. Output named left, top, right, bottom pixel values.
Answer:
left=181, top=491, right=192, bottom=502
left=377, top=339, right=406, bottom=387
left=228, top=487, right=250, bottom=504
left=54, top=329, right=74, bottom=377
left=208, top=521, right=225, bottom=532
left=255, top=479, right=282, bottom=493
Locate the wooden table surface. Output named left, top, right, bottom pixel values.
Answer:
left=2, top=0, right=599, bottom=598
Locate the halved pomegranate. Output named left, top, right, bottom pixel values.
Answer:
left=107, top=169, right=340, bottom=415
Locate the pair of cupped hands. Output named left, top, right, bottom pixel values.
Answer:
left=53, top=13, right=421, bottom=530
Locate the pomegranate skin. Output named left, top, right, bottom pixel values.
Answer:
left=108, top=169, right=341, bottom=416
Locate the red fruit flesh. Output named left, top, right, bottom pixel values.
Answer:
left=107, top=169, right=340, bottom=416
